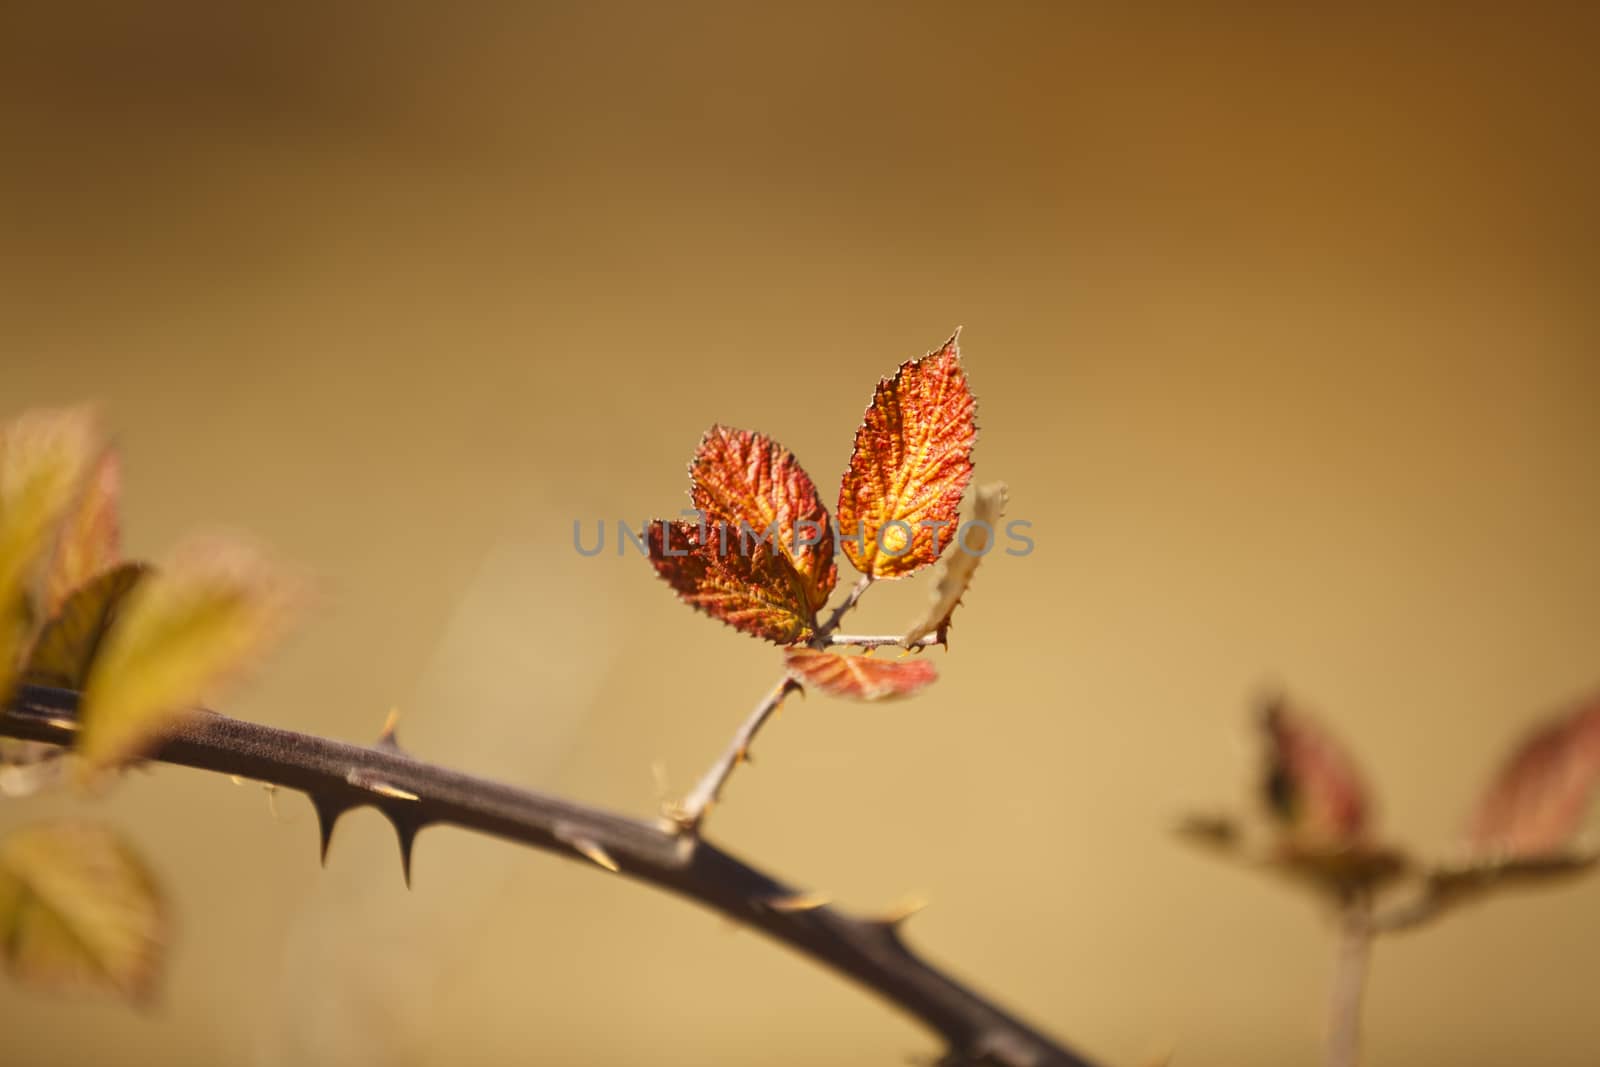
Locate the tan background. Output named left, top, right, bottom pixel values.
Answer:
left=3, top=3, right=1598, bottom=1065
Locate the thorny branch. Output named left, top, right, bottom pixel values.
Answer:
left=2, top=684, right=1099, bottom=1067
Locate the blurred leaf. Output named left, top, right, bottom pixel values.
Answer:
left=1377, top=851, right=1600, bottom=932
left=0, top=408, right=100, bottom=700
left=689, top=425, right=837, bottom=615
left=904, top=481, right=1007, bottom=645
left=1273, top=841, right=1410, bottom=897
left=0, top=820, right=167, bottom=1001
left=836, top=333, right=977, bottom=580
left=1260, top=696, right=1372, bottom=849
left=1469, top=693, right=1600, bottom=857
left=1174, top=813, right=1244, bottom=852
left=784, top=647, right=937, bottom=700
left=24, top=562, right=149, bottom=690
left=1432, top=850, right=1598, bottom=898
left=76, top=538, right=301, bottom=776
left=646, top=520, right=814, bottom=643
left=41, top=449, right=122, bottom=619
left=1176, top=810, right=1408, bottom=899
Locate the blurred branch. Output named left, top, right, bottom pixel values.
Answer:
left=1325, top=897, right=1372, bottom=1067
left=2, top=685, right=1099, bottom=1067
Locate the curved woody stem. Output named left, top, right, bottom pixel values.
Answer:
left=1, top=685, right=1099, bottom=1067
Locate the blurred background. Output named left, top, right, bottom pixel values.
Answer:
left=2, top=3, right=1597, bottom=1064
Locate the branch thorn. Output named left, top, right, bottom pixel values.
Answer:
left=875, top=894, right=930, bottom=926
left=767, top=890, right=831, bottom=913
left=574, top=838, right=620, bottom=873
left=554, top=823, right=621, bottom=873
left=376, top=706, right=403, bottom=752
left=346, top=768, right=419, bottom=801
left=307, top=793, right=348, bottom=866
left=384, top=810, right=425, bottom=887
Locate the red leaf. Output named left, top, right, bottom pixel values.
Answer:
left=836, top=333, right=977, bottom=580
left=646, top=521, right=813, bottom=644
left=1260, top=698, right=1372, bottom=847
left=689, top=426, right=836, bottom=615
left=784, top=647, right=937, bottom=701
left=1470, top=693, right=1600, bottom=857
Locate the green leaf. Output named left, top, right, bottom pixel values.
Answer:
left=0, top=820, right=167, bottom=1001
left=24, top=562, right=150, bottom=690
left=41, top=449, right=123, bottom=619
left=0, top=408, right=100, bottom=701
left=76, top=538, right=301, bottom=777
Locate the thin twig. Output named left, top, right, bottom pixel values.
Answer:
left=676, top=574, right=879, bottom=830
left=673, top=676, right=800, bottom=830
left=814, top=574, right=874, bottom=644
left=2, top=685, right=1100, bottom=1067
left=1326, top=897, right=1374, bottom=1067
left=829, top=633, right=939, bottom=649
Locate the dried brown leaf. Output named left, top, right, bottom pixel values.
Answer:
left=903, top=481, right=1007, bottom=645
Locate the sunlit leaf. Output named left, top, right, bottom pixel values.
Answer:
left=24, top=562, right=150, bottom=690
left=41, top=449, right=122, bottom=619
left=689, top=426, right=837, bottom=614
left=1259, top=697, right=1372, bottom=849
left=0, top=408, right=100, bottom=700
left=1469, top=693, right=1600, bottom=857
left=836, top=333, right=976, bottom=580
left=0, top=820, right=167, bottom=1001
left=784, top=647, right=937, bottom=700
left=903, top=481, right=1007, bottom=645
left=75, top=538, right=301, bottom=777
left=646, top=520, right=813, bottom=644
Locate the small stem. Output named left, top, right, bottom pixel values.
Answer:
left=678, top=575, right=876, bottom=832
left=829, top=633, right=938, bottom=649
left=813, top=574, right=873, bottom=645
left=675, top=676, right=800, bottom=831
left=1326, top=897, right=1374, bottom=1067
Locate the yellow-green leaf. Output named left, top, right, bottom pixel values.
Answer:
left=76, top=539, right=301, bottom=776
left=24, top=562, right=150, bottom=690
left=42, top=449, right=123, bottom=618
left=0, top=408, right=100, bottom=700
left=0, top=820, right=167, bottom=1001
